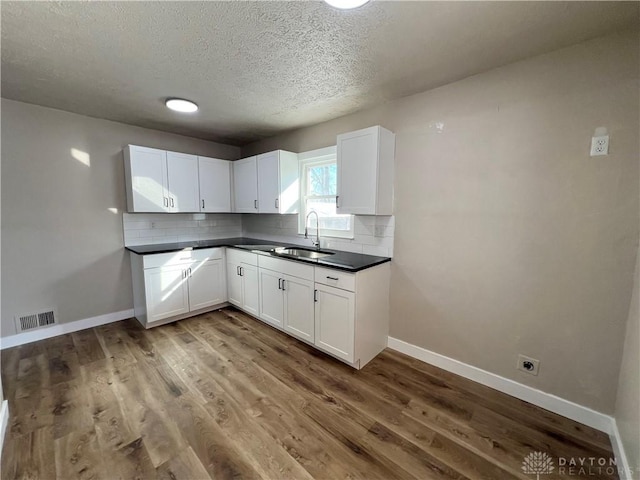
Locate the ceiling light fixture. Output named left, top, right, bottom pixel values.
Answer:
left=165, top=98, right=199, bottom=113
left=324, top=0, right=370, bottom=9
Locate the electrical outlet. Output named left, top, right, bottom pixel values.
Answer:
left=517, top=354, right=540, bottom=376
left=590, top=135, right=609, bottom=156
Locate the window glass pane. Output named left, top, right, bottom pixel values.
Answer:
left=307, top=164, right=336, bottom=196
left=305, top=198, right=351, bottom=230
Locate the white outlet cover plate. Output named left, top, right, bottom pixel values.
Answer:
left=517, top=354, right=540, bottom=376
left=590, top=135, right=609, bottom=156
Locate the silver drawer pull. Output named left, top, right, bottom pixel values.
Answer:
left=326, top=276, right=339, bottom=281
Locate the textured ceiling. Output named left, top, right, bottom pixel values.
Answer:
left=2, top=1, right=637, bottom=145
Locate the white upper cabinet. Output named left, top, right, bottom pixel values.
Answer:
left=125, top=145, right=230, bottom=213
left=233, top=156, right=258, bottom=213
left=257, top=150, right=299, bottom=214
left=336, top=126, right=395, bottom=215
left=166, top=151, right=200, bottom=212
left=124, top=145, right=169, bottom=212
left=198, top=157, right=231, bottom=212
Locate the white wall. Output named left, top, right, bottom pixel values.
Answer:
left=1, top=99, right=240, bottom=338
left=242, top=30, right=640, bottom=413
left=615, top=241, right=640, bottom=476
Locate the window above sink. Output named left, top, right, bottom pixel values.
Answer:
left=298, top=146, right=354, bottom=239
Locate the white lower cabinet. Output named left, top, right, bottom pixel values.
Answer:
left=226, top=249, right=259, bottom=317
left=258, top=265, right=315, bottom=341
left=314, top=284, right=355, bottom=362
left=144, top=264, right=191, bottom=323
left=188, top=259, right=226, bottom=310
left=256, top=256, right=316, bottom=343
left=283, top=274, right=315, bottom=343
left=130, top=248, right=227, bottom=328
left=132, top=245, right=390, bottom=369
left=259, top=269, right=285, bottom=328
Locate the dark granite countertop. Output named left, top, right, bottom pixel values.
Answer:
left=125, top=237, right=390, bottom=272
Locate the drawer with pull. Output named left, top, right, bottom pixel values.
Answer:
left=314, top=266, right=356, bottom=292
left=142, top=248, right=223, bottom=269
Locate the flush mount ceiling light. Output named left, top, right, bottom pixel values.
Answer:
left=324, top=0, right=370, bottom=9
left=165, top=98, right=198, bottom=113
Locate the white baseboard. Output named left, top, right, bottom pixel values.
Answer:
left=610, top=419, right=634, bottom=480
left=387, top=336, right=613, bottom=433
left=0, top=309, right=134, bottom=350
left=0, top=400, right=8, bottom=458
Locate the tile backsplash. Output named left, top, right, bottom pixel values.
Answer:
left=123, top=213, right=243, bottom=246
left=123, top=212, right=394, bottom=257
left=242, top=214, right=394, bottom=257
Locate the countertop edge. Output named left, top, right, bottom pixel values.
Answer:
left=125, top=239, right=391, bottom=273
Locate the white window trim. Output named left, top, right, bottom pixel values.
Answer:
left=298, top=146, right=354, bottom=239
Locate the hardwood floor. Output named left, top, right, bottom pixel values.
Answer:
left=1, top=307, right=618, bottom=479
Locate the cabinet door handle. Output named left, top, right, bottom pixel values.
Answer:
left=336, top=195, right=339, bottom=208
left=182, top=269, right=186, bottom=279
left=188, top=268, right=192, bottom=278
left=278, top=278, right=282, bottom=290
left=275, top=198, right=279, bottom=209
left=314, top=289, right=318, bottom=302
left=281, top=279, right=285, bottom=291
left=202, top=199, right=205, bottom=209
left=240, top=267, right=244, bottom=277
left=170, top=197, right=175, bottom=207
left=163, top=197, right=168, bottom=207
left=237, top=266, right=240, bottom=276
left=326, top=276, right=339, bottom=281
left=254, top=199, right=258, bottom=210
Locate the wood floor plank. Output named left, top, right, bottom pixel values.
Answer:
left=54, top=427, right=105, bottom=480
left=1, top=310, right=620, bottom=480
left=156, top=446, right=211, bottom=480
left=109, top=437, right=157, bottom=480
left=0, top=425, right=56, bottom=480
left=170, top=393, right=263, bottom=480
left=71, top=329, right=107, bottom=365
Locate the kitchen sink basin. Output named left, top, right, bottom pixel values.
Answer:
left=235, top=244, right=284, bottom=252
left=276, top=248, right=334, bottom=259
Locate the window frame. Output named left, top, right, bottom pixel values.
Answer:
left=298, top=146, right=354, bottom=239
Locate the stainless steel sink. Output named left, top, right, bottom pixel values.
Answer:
left=235, top=244, right=284, bottom=252
left=275, top=248, right=334, bottom=259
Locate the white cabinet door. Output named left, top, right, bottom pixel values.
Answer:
left=233, top=156, right=258, bottom=213
left=126, top=146, right=169, bottom=212
left=257, top=151, right=280, bottom=214
left=144, top=265, right=190, bottom=323
left=258, top=269, right=284, bottom=327
left=241, top=263, right=260, bottom=316
left=166, top=151, right=200, bottom=212
left=198, top=157, right=231, bottom=212
left=227, top=261, right=243, bottom=307
left=314, top=284, right=355, bottom=362
left=337, top=128, right=378, bottom=215
left=188, top=259, right=226, bottom=311
left=283, top=275, right=314, bottom=342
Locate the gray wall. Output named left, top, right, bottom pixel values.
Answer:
left=1, top=99, right=240, bottom=337
left=616, top=242, right=640, bottom=474
left=243, top=30, right=640, bottom=413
